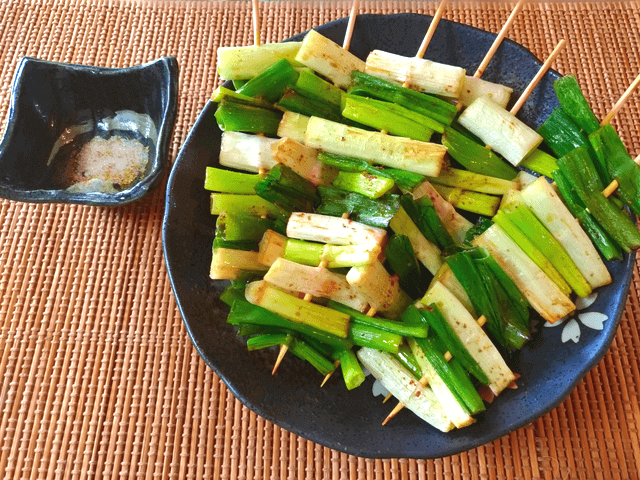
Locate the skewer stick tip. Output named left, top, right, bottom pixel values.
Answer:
left=600, top=70, right=640, bottom=127
left=382, top=392, right=393, bottom=403
left=415, top=0, right=450, bottom=59
left=382, top=402, right=405, bottom=425
left=272, top=344, right=288, bottom=375
left=342, top=0, right=360, bottom=51
left=252, top=0, right=261, bottom=47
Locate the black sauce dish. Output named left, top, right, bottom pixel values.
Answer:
left=0, top=56, right=178, bottom=206
left=163, top=14, right=635, bottom=459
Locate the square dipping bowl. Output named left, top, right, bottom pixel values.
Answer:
left=0, top=56, right=178, bottom=206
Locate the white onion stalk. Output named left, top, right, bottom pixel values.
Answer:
left=265, top=258, right=368, bottom=312
left=305, top=117, right=446, bottom=176
left=210, top=248, right=268, bottom=280
left=356, top=348, right=454, bottom=432
left=346, top=262, right=412, bottom=320
left=472, top=224, right=576, bottom=323
left=459, top=76, right=513, bottom=109
left=217, top=43, right=303, bottom=80
left=422, top=281, right=516, bottom=395
left=409, top=180, right=472, bottom=244
left=277, top=111, right=310, bottom=144
left=295, top=30, right=366, bottom=89
left=286, top=212, right=387, bottom=246
left=219, top=131, right=278, bottom=173
left=272, top=138, right=337, bottom=186
left=458, top=96, right=543, bottom=166
left=258, top=230, right=288, bottom=267
left=520, top=177, right=612, bottom=289
left=365, top=50, right=465, bottom=98
left=388, top=206, right=443, bottom=275
left=430, top=264, right=476, bottom=317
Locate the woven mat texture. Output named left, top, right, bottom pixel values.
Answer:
left=1, top=1, right=639, bottom=478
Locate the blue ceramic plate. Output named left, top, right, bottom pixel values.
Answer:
left=163, top=14, right=635, bottom=459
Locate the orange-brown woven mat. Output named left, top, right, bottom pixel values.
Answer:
left=1, top=0, right=639, bottom=478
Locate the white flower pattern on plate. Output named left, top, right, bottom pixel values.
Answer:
left=544, top=292, right=608, bottom=343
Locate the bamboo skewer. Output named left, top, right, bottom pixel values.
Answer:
left=509, top=39, right=567, bottom=116
left=598, top=71, right=640, bottom=197
left=342, top=0, right=360, bottom=50
left=381, top=315, right=487, bottom=425
left=252, top=0, right=261, bottom=46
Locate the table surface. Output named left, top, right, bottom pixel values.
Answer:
left=1, top=1, right=640, bottom=479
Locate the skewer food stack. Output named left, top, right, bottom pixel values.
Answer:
left=206, top=0, right=640, bottom=432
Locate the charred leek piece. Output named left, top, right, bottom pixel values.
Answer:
left=258, top=230, right=288, bottom=266
left=492, top=211, right=572, bottom=296
left=272, top=138, right=338, bottom=186
left=341, top=95, right=438, bottom=141
left=246, top=332, right=295, bottom=351
left=333, top=171, right=395, bottom=199
left=589, top=124, right=640, bottom=218
left=287, top=212, right=387, bottom=246
left=348, top=323, right=403, bottom=353
left=219, top=131, right=278, bottom=173
left=328, top=301, right=429, bottom=338
left=281, top=238, right=381, bottom=269
left=410, top=181, right=473, bottom=244
left=458, top=96, right=543, bottom=166
left=558, top=147, right=640, bottom=253
left=338, top=348, right=366, bottom=390
left=365, top=50, right=465, bottom=98
left=346, top=262, right=412, bottom=320
left=463, top=218, right=494, bottom=244
left=409, top=336, right=484, bottom=422
left=420, top=304, right=489, bottom=385
left=225, top=293, right=352, bottom=350
left=385, top=234, right=425, bottom=298
left=254, top=164, right=319, bottom=213
left=459, top=76, right=513, bottom=109
left=502, top=205, right=592, bottom=297
left=349, top=71, right=457, bottom=125
left=430, top=265, right=476, bottom=317
left=423, top=281, right=515, bottom=395
left=537, top=107, right=607, bottom=184
left=215, top=212, right=274, bottom=243
left=212, top=237, right=256, bottom=252
left=399, top=194, right=454, bottom=251
left=428, top=167, right=519, bottom=196
left=277, top=88, right=343, bottom=122
left=210, top=193, right=280, bottom=217
left=292, top=69, right=343, bottom=107
left=289, top=337, right=337, bottom=376
left=211, top=87, right=272, bottom=108
left=295, top=29, right=366, bottom=88
left=520, top=177, right=612, bottom=289
left=217, top=43, right=303, bottom=80
left=392, top=345, right=423, bottom=380
left=215, top=97, right=283, bottom=136
left=277, top=111, right=310, bottom=143
left=210, top=248, right=268, bottom=280
left=316, top=186, right=400, bottom=229
left=552, top=169, right=622, bottom=261
left=356, top=348, right=454, bottom=432
left=431, top=184, right=500, bottom=217
left=265, top=258, right=368, bottom=312
left=553, top=74, right=600, bottom=135
left=441, top=127, right=518, bottom=181
left=305, top=117, right=446, bottom=176
left=236, top=59, right=299, bottom=103
left=519, top=149, right=559, bottom=179
left=245, top=280, right=350, bottom=338
left=388, top=206, right=443, bottom=275
left=472, top=224, right=576, bottom=324
left=205, top=167, right=262, bottom=194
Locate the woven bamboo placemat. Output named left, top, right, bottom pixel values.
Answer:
left=0, top=0, right=639, bottom=478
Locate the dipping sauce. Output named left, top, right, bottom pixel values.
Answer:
left=65, top=135, right=149, bottom=193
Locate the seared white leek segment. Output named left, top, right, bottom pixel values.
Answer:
left=305, top=117, right=446, bottom=176
left=410, top=181, right=472, bottom=244
left=210, top=248, right=268, bottom=280
left=295, top=30, right=366, bottom=89
left=356, top=348, right=454, bottom=432
left=217, top=43, right=303, bottom=80
left=273, top=138, right=337, bottom=186
left=520, top=177, right=612, bottom=289
left=258, top=230, right=288, bottom=266
left=219, top=132, right=278, bottom=173
left=428, top=167, right=519, bottom=196
left=458, top=96, right=543, bottom=166
left=422, top=281, right=515, bottom=395
left=365, top=50, right=466, bottom=99
left=430, top=264, right=476, bottom=317
left=245, top=280, right=351, bottom=338
left=389, top=206, right=443, bottom=275
left=515, top=170, right=538, bottom=189
left=346, top=262, right=412, bottom=319
left=472, top=225, right=576, bottom=323
left=459, top=76, right=513, bottom=109
left=265, top=258, right=368, bottom=312
left=287, top=212, right=387, bottom=246
left=407, top=338, right=475, bottom=428
left=499, top=189, right=523, bottom=212
left=277, top=111, right=310, bottom=144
